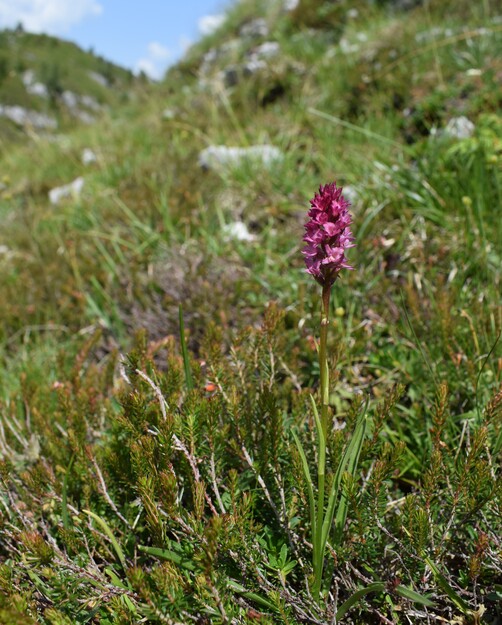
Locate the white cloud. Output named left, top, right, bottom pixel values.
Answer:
left=179, top=35, right=193, bottom=54
left=148, top=41, right=170, bottom=61
left=135, top=41, right=172, bottom=80
left=198, top=14, right=225, bottom=36
left=0, top=0, right=102, bottom=34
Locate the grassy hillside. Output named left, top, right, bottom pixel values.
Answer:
left=0, top=27, right=138, bottom=145
left=0, top=0, right=500, bottom=623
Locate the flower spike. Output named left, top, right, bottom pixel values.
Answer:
left=302, top=182, right=355, bottom=287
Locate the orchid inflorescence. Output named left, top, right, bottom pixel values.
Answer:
left=302, top=182, right=355, bottom=288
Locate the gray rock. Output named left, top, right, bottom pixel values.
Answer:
left=22, top=70, right=48, bottom=98
left=200, top=39, right=241, bottom=75
left=239, top=18, right=268, bottom=39
left=48, top=177, right=85, bottom=205
left=340, top=38, right=360, bottom=54
left=444, top=116, right=475, bottom=140
left=253, top=41, right=280, bottom=59
left=342, top=185, right=359, bottom=205
left=223, top=41, right=280, bottom=84
left=88, top=71, right=108, bottom=87
left=82, top=148, right=97, bottom=165
left=62, top=90, right=79, bottom=109
left=80, top=95, right=102, bottom=111
left=242, top=59, right=267, bottom=76
left=223, top=221, right=257, bottom=242
left=199, top=145, right=283, bottom=170
left=74, top=110, right=96, bottom=124
left=27, top=82, right=49, bottom=98
left=0, top=105, right=57, bottom=129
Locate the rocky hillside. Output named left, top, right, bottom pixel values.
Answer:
left=0, top=1, right=500, bottom=623
left=0, top=27, right=138, bottom=145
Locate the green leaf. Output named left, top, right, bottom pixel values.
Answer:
left=322, top=398, right=369, bottom=548
left=395, top=584, right=435, bottom=607
left=292, top=430, right=317, bottom=546
left=226, top=579, right=277, bottom=612
left=335, top=582, right=386, bottom=620
left=61, top=454, right=75, bottom=530
left=138, top=544, right=195, bottom=571
left=179, top=304, right=194, bottom=390
left=424, top=557, right=470, bottom=613
left=333, top=399, right=368, bottom=544
left=105, top=566, right=129, bottom=590
left=83, top=510, right=128, bottom=574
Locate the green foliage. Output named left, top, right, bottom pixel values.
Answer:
left=0, top=0, right=501, bottom=623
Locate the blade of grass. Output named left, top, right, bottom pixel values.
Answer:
left=333, top=399, right=369, bottom=544
left=310, top=393, right=326, bottom=601
left=335, top=582, right=386, bottom=620
left=395, top=584, right=435, bottom=607
left=138, top=545, right=195, bottom=571
left=179, top=304, right=194, bottom=391
left=61, top=454, right=75, bottom=530
left=424, top=557, right=470, bottom=614
left=400, top=289, right=438, bottom=391
left=83, top=509, right=127, bottom=573
left=322, top=402, right=368, bottom=549
left=226, top=579, right=277, bottom=612
left=292, top=430, right=317, bottom=551
left=309, top=108, right=405, bottom=150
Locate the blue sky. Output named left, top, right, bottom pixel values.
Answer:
left=0, top=0, right=232, bottom=78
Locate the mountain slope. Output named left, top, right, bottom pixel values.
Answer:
left=0, top=27, right=138, bottom=144
left=0, top=1, right=500, bottom=623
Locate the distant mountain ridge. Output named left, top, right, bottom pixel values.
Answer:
left=0, top=27, right=140, bottom=144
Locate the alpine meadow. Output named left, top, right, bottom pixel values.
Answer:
left=0, top=0, right=500, bottom=623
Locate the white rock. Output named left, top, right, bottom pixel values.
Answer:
left=0, top=105, right=57, bottom=129
left=239, top=19, right=268, bottom=38
left=199, top=145, right=283, bottom=170
left=162, top=108, right=175, bottom=120
left=243, top=59, right=267, bottom=75
left=223, top=221, right=257, bottom=242
left=28, top=82, right=49, bottom=98
left=82, top=148, right=97, bottom=165
left=199, top=14, right=225, bottom=36
left=88, top=71, right=108, bottom=87
left=49, top=177, right=84, bottom=205
left=342, top=185, right=359, bottom=204
left=200, top=39, right=241, bottom=76
left=283, top=0, right=299, bottom=10
left=62, top=91, right=79, bottom=109
left=80, top=95, right=101, bottom=111
left=22, top=70, right=48, bottom=97
left=222, top=42, right=281, bottom=83
left=444, top=116, right=475, bottom=140
left=253, top=41, right=280, bottom=58
left=75, top=110, right=96, bottom=124
left=22, top=70, right=35, bottom=86
left=340, top=38, right=360, bottom=54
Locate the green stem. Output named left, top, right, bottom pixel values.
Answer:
left=319, top=284, right=331, bottom=438
left=312, top=283, right=331, bottom=602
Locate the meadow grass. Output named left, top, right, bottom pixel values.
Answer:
left=0, top=0, right=500, bottom=622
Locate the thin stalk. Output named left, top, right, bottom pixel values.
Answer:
left=312, top=283, right=331, bottom=601
left=319, top=284, right=331, bottom=438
